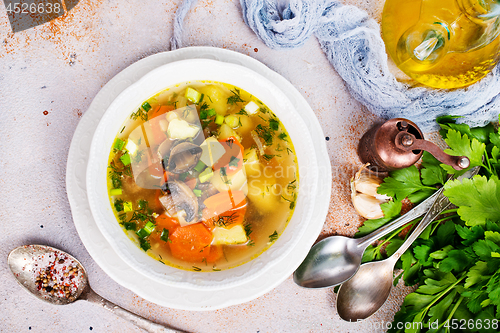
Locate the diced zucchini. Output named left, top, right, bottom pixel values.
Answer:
left=120, top=153, right=131, bottom=166
left=199, top=168, right=214, bottom=183
left=215, top=114, right=225, bottom=125
left=110, top=188, right=122, bottom=196
left=212, top=224, right=248, bottom=245
left=225, top=115, right=240, bottom=128
left=244, top=101, right=260, bottom=115
left=167, top=118, right=200, bottom=140
left=185, top=87, right=202, bottom=104
left=123, top=201, right=133, bottom=212
left=114, top=138, right=126, bottom=150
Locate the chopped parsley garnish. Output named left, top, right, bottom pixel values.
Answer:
left=122, top=222, right=137, bottom=230
left=255, top=124, right=273, bottom=145
left=269, top=231, right=278, bottom=242
left=114, top=199, right=124, bottom=212
left=278, top=132, right=288, bottom=140
left=244, top=221, right=253, bottom=237
left=213, top=212, right=239, bottom=227
left=269, top=119, right=279, bottom=131
left=247, top=239, right=255, bottom=247
left=262, top=154, right=278, bottom=161
left=130, top=108, right=148, bottom=121
left=229, top=156, right=240, bottom=167
left=192, top=266, right=202, bottom=271
left=160, top=228, right=172, bottom=243
left=236, top=109, right=248, bottom=115
left=227, top=88, right=245, bottom=105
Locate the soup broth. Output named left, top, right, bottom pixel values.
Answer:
left=107, top=81, right=298, bottom=271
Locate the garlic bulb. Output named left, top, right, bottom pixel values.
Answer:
left=351, top=164, right=391, bottom=219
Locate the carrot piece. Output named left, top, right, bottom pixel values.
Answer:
left=169, top=223, right=213, bottom=262
left=155, top=213, right=179, bottom=234
left=184, top=178, right=197, bottom=190
left=203, top=190, right=246, bottom=216
left=213, top=137, right=244, bottom=174
left=150, top=105, right=174, bottom=118
left=206, top=245, right=223, bottom=263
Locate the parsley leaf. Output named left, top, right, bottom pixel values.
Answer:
left=441, top=129, right=485, bottom=175
left=444, top=175, right=500, bottom=226
left=355, top=200, right=402, bottom=237
left=377, top=165, right=437, bottom=202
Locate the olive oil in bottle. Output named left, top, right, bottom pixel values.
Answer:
left=382, top=0, right=500, bottom=89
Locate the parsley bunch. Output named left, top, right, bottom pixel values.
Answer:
left=357, top=116, right=500, bottom=332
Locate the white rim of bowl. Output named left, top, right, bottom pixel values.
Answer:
left=86, top=58, right=319, bottom=291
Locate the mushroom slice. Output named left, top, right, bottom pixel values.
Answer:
left=166, top=142, right=203, bottom=174
left=158, top=180, right=199, bottom=226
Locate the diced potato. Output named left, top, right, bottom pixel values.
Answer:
left=167, top=119, right=200, bottom=139
left=244, top=101, right=260, bottom=115
left=200, top=137, right=226, bottom=167
left=218, top=124, right=242, bottom=142
left=211, top=168, right=248, bottom=193
left=198, top=85, right=229, bottom=116
left=243, top=148, right=262, bottom=177
left=236, top=115, right=253, bottom=135
left=212, top=224, right=248, bottom=245
left=247, top=177, right=279, bottom=212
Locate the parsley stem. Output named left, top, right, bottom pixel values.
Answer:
left=424, top=272, right=466, bottom=312
left=437, top=295, right=464, bottom=330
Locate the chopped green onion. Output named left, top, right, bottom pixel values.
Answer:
left=160, top=228, right=171, bottom=243
left=123, top=222, right=137, bottom=230
left=113, top=138, right=126, bottom=150
left=139, top=239, right=151, bottom=251
left=110, top=188, right=122, bottom=196
left=144, top=221, right=155, bottom=234
left=179, top=172, right=188, bottom=182
left=136, top=228, right=149, bottom=239
left=194, top=160, right=206, bottom=173
left=193, top=189, right=202, bottom=197
left=141, top=101, right=151, bottom=112
left=215, top=114, right=225, bottom=125
left=123, top=201, right=133, bottom=212
left=207, top=109, right=217, bottom=117
left=120, top=153, right=131, bottom=166
left=114, top=198, right=124, bottom=212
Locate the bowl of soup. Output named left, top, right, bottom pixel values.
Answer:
left=87, top=59, right=321, bottom=290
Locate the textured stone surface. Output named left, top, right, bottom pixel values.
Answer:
left=0, top=0, right=415, bottom=332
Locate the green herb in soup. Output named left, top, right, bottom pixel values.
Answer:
left=107, top=81, right=298, bottom=271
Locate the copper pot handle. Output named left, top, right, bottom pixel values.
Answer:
left=395, top=131, right=470, bottom=170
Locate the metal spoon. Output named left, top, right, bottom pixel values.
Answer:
left=293, top=189, right=443, bottom=288
left=8, top=245, right=185, bottom=333
left=336, top=166, right=479, bottom=321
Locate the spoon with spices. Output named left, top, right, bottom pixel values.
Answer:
left=8, top=244, right=186, bottom=333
